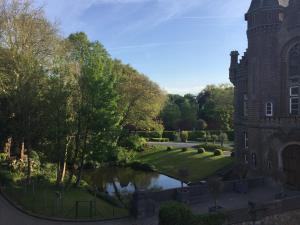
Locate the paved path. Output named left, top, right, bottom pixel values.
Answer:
left=0, top=194, right=157, bottom=225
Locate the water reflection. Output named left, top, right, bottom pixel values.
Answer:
left=85, top=167, right=186, bottom=196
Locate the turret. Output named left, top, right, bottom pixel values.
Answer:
left=229, top=51, right=239, bottom=85
left=245, top=0, right=281, bottom=30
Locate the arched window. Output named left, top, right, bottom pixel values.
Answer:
left=266, top=102, right=273, bottom=117
left=289, top=44, right=300, bottom=77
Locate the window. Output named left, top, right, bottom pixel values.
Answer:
left=290, top=98, right=299, bottom=115
left=244, top=154, right=248, bottom=164
left=265, top=102, right=273, bottom=117
left=290, top=86, right=299, bottom=96
left=289, top=44, right=300, bottom=77
left=290, top=87, right=299, bottom=115
left=251, top=153, right=257, bottom=168
left=244, top=132, right=249, bottom=149
left=243, top=94, right=248, bottom=117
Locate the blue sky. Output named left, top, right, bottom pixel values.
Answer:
left=36, top=0, right=251, bottom=95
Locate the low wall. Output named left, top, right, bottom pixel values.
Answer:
left=132, top=177, right=265, bottom=218
left=225, top=195, right=300, bottom=224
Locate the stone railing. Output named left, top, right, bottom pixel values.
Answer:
left=260, top=116, right=300, bottom=127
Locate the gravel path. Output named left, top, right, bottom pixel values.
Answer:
left=0, top=194, right=157, bottom=225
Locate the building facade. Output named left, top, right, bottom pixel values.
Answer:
left=229, top=0, right=300, bottom=188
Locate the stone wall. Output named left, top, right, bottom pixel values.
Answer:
left=233, top=209, right=300, bottom=225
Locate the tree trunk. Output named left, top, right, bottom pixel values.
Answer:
left=57, top=137, right=71, bottom=185
left=75, top=129, right=88, bottom=187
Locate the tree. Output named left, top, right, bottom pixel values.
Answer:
left=113, top=61, right=166, bottom=132
left=0, top=0, right=59, bottom=182
left=67, top=32, right=121, bottom=186
left=197, top=84, right=234, bottom=130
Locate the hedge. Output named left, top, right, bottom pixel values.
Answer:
left=196, top=144, right=232, bottom=152
left=150, top=138, right=169, bottom=142
left=159, top=202, right=226, bottom=225
left=162, top=131, right=180, bottom=142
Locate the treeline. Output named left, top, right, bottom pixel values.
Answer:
left=160, top=84, right=234, bottom=131
left=0, top=0, right=165, bottom=185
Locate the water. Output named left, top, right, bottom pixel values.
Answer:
left=84, top=167, right=186, bottom=196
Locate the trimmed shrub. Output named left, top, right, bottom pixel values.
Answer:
left=214, top=149, right=223, bottom=156
left=188, top=131, right=207, bottom=141
left=182, top=147, right=188, bottom=152
left=150, top=138, right=169, bottom=142
left=159, top=202, right=193, bottom=225
left=159, top=202, right=226, bottom=225
left=166, top=147, right=173, bottom=151
left=137, top=130, right=163, bottom=139
left=180, top=131, right=189, bottom=143
left=196, top=144, right=231, bottom=152
left=197, top=148, right=206, bottom=154
left=163, top=131, right=180, bottom=142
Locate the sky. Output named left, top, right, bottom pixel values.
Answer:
left=36, top=0, right=252, bottom=95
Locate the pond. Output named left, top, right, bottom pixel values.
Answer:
left=84, top=167, right=187, bottom=196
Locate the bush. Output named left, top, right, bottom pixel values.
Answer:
left=192, top=213, right=226, bottom=225
left=188, top=131, right=207, bottom=141
left=159, top=202, right=193, bottom=225
left=0, top=153, right=8, bottom=163
left=117, top=148, right=137, bottom=164
left=150, top=138, right=169, bottom=142
left=196, top=144, right=231, bottom=152
left=166, top=147, right=173, bottom=151
left=0, top=170, right=13, bottom=186
left=129, top=161, right=156, bottom=172
left=182, top=147, right=188, bottom=152
left=122, top=135, right=147, bottom=151
left=180, top=131, right=189, bottom=143
left=137, top=130, right=163, bottom=139
left=214, top=149, right=223, bottom=156
left=163, top=131, right=180, bottom=142
left=197, top=148, right=206, bottom=154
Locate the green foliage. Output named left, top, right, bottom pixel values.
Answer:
left=180, top=131, right=189, bottom=143
left=129, top=161, right=155, bottom=172
left=117, top=148, right=137, bottom=164
left=214, top=149, right=223, bottom=156
left=121, top=135, right=147, bottom=151
left=0, top=153, right=8, bottom=162
left=188, top=131, right=207, bottom=141
left=197, top=144, right=231, bottom=152
left=197, top=84, right=234, bottom=130
left=160, top=94, right=198, bottom=130
left=182, top=147, right=188, bottom=152
left=159, top=202, right=226, bottom=225
left=159, top=202, right=193, bottom=225
left=150, top=138, right=169, bottom=142
left=136, top=130, right=163, bottom=139
left=197, top=148, right=206, bottom=154
left=192, top=213, right=226, bottom=225
left=166, top=147, right=173, bottom=151
left=163, top=131, right=180, bottom=141
left=0, top=170, right=13, bottom=186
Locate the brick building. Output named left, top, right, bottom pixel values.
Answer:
left=229, top=0, right=300, bottom=188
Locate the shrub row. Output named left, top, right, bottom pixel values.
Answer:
left=196, top=144, right=231, bottom=152
left=150, top=138, right=169, bottom=142
left=136, top=130, right=234, bottom=142
left=159, top=202, right=226, bottom=225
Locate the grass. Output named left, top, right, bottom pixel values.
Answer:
left=3, top=182, right=128, bottom=220
left=137, top=147, right=235, bottom=183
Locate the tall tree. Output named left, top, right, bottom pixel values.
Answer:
left=0, top=0, right=59, bottom=182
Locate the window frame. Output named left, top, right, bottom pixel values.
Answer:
left=265, top=102, right=273, bottom=117
left=244, top=132, right=249, bottom=149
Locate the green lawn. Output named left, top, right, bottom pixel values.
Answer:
left=3, top=182, right=128, bottom=220
left=137, top=147, right=235, bottom=183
